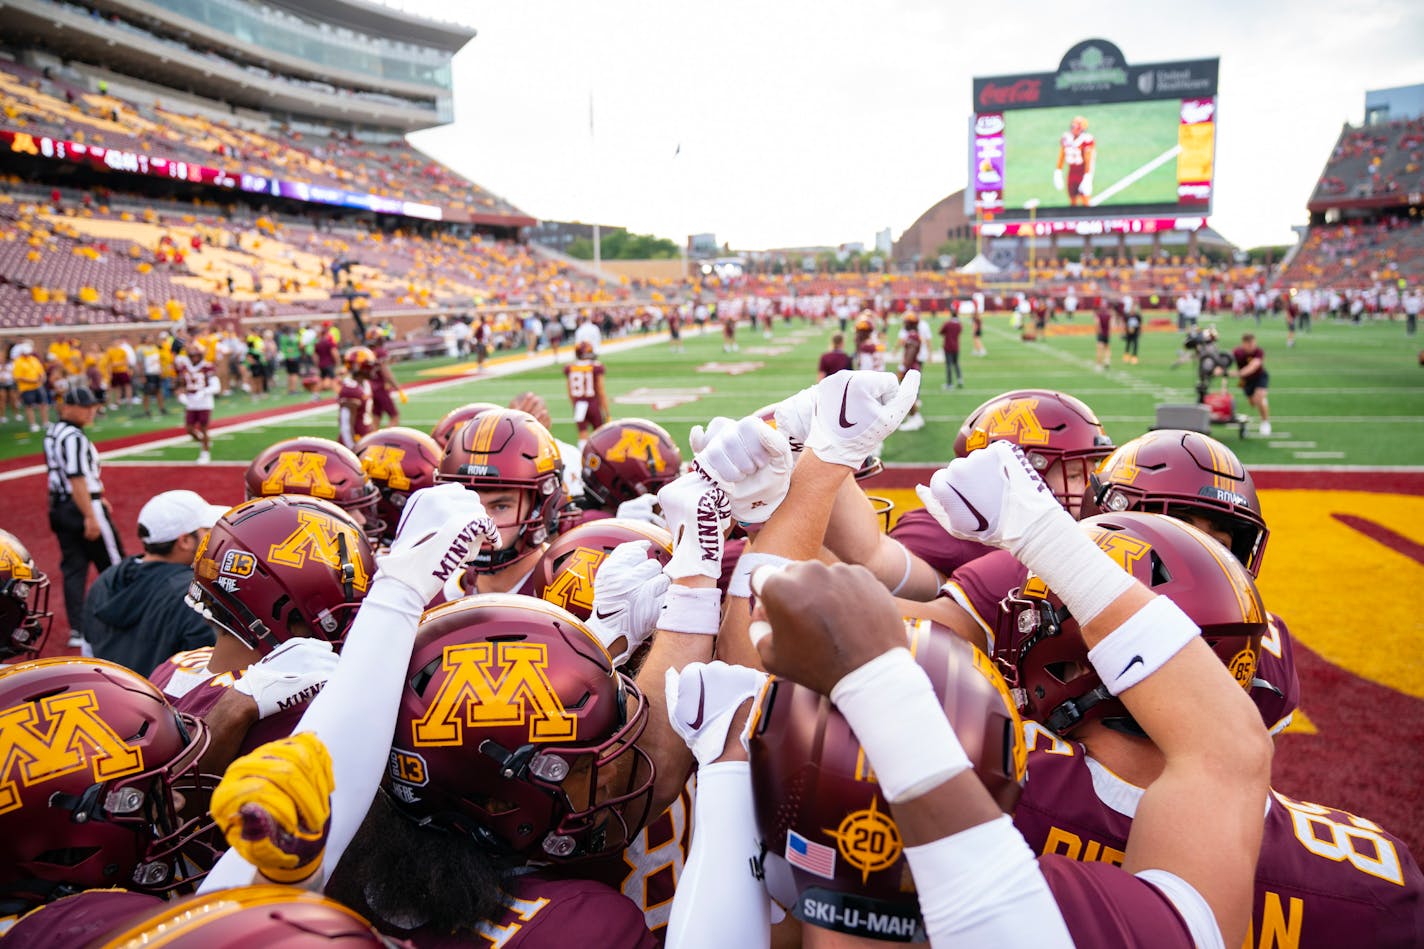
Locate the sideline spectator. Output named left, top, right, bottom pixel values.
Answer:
left=12, top=341, right=49, bottom=432
left=82, top=490, right=227, bottom=675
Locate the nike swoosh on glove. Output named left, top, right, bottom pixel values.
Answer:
left=585, top=540, right=671, bottom=665
left=806, top=369, right=921, bottom=469
left=914, top=440, right=1071, bottom=556
left=658, top=471, right=732, bottom=581
left=689, top=415, right=793, bottom=524
left=665, top=661, right=768, bottom=769
left=233, top=638, right=340, bottom=718
left=373, top=483, right=501, bottom=604
left=209, top=732, right=334, bottom=885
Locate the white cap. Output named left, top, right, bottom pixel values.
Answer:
left=138, top=490, right=229, bottom=544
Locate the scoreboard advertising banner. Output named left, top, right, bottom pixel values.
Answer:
left=971, top=39, right=1219, bottom=221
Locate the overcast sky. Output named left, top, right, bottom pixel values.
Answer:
left=404, top=0, right=1423, bottom=252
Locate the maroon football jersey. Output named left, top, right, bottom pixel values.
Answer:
left=1255, top=612, right=1300, bottom=734
left=149, top=649, right=310, bottom=756
left=1037, top=855, right=1193, bottom=947
left=1014, top=724, right=1424, bottom=948
left=552, top=783, right=692, bottom=942
left=887, top=508, right=993, bottom=579
left=941, top=548, right=1029, bottom=649
left=385, top=872, right=656, bottom=948
left=4, top=889, right=163, bottom=948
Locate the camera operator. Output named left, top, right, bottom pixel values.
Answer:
left=1232, top=332, right=1271, bottom=436
left=1182, top=325, right=1233, bottom=400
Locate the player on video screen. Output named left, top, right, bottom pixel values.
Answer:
left=1054, top=115, right=1095, bottom=206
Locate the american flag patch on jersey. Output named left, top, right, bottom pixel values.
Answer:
left=785, top=830, right=836, bottom=879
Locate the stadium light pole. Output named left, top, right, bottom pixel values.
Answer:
left=1023, top=199, right=1040, bottom=279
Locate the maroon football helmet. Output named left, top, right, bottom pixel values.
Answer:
left=384, top=595, right=655, bottom=861
left=95, top=884, right=387, bottom=946
left=997, top=512, right=1268, bottom=736
left=0, top=529, right=52, bottom=660
left=954, top=389, right=1113, bottom=515
left=343, top=345, right=377, bottom=380
left=186, top=495, right=376, bottom=655
left=749, top=620, right=1025, bottom=939
left=580, top=419, right=683, bottom=511
left=430, top=401, right=502, bottom=453
left=535, top=518, right=674, bottom=621
left=1083, top=429, right=1270, bottom=576
left=245, top=436, right=384, bottom=543
left=355, top=426, right=442, bottom=545
left=0, top=658, right=220, bottom=903
left=435, top=409, right=566, bottom=572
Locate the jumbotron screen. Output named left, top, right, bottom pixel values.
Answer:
left=971, top=39, right=1219, bottom=219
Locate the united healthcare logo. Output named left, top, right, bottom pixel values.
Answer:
left=1137, top=71, right=1154, bottom=95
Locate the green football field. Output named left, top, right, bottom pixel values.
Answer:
left=1002, top=100, right=1182, bottom=209
left=11, top=314, right=1418, bottom=469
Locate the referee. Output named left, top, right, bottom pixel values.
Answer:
left=44, top=385, right=123, bottom=647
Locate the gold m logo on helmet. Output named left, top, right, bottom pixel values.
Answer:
left=260, top=451, right=336, bottom=499
left=0, top=546, right=31, bottom=580
left=0, top=690, right=144, bottom=815
left=605, top=429, right=667, bottom=473
left=1087, top=529, right=1152, bottom=574
left=267, top=510, right=370, bottom=592
left=412, top=642, right=576, bottom=746
left=966, top=398, right=1050, bottom=451
left=542, top=548, right=606, bottom=614
left=361, top=446, right=410, bottom=491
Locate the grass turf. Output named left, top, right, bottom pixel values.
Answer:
left=4, top=313, right=1422, bottom=466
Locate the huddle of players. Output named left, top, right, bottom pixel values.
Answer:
left=0, top=370, right=1420, bottom=946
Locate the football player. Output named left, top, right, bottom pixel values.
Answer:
left=245, top=435, right=386, bottom=544
left=0, top=657, right=222, bottom=926
left=433, top=409, right=569, bottom=600
left=1055, top=115, right=1095, bottom=207
left=174, top=340, right=219, bottom=464
left=752, top=443, right=1273, bottom=946
left=1082, top=429, right=1299, bottom=733
left=578, top=418, right=683, bottom=524
left=564, top=341, right=610, bottom=448
left=429, top=401, right=501, bottom=453
left=336, top=346, right=377, bottom=451
left=982, top=508, right=1424, bottom=948
left=0, top=528, right=53, bottom=661
left=151, top=495, right=377, bottom=769
left=364, top=328, right=406, bottom=428
left=199, top=548, right=657, bottom=944
left=895, top=314, right=926, bottom=432
left=355, top=426, right=443, bottom=548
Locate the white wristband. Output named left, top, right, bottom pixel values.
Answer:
left=727, top=552, right=793, bottom=599
left=830, top=648, right=969, bottom=803
left=1014, top=524, right=1135, bottom=627
left=889, top=540, right=914, bottom=596
left=1086, top=595, right=1199, bottom=695
left=658, top=586, right=723, bottom=636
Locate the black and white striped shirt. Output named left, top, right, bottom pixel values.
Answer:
left=43, top=420, right=102, bottom=499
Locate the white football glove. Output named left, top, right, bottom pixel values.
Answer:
left=914, top=440, right=1071, bottom=557
left=1080, top=172, right=1093, bottom=196
left=689, top=416, right=793, bottom=524
left=1053, top=167, right=1065, bottom=191
left=585, top=541, right=671, bottom=665
left=770, top=387, right=815, bottom=453
left=614, top=494, right=668, bottom=530
left=666, top=661, right=769, bottom=769
left=234, top=638, right=340, bottom=718
left=657, top=471, right=731, bottom=581
left=806, top=369, right=920, bottom=469
left=372, top=483, right=501, bottom=603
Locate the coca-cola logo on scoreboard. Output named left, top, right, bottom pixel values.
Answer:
left=978, top=79, right=1041, bottom=107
